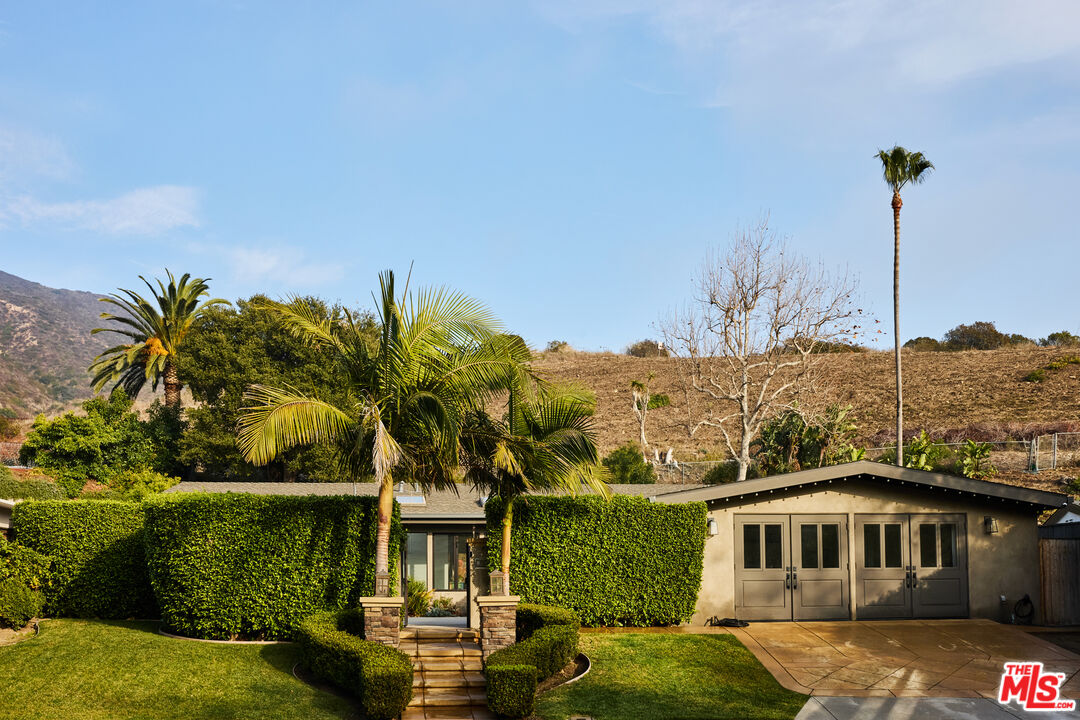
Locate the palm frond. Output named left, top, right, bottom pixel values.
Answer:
left=237, top=385, right=356, bottom=466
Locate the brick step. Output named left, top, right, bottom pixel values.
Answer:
left=407, top=688, right=487, bottom=708
left=412, top=670, right=485, bottom=689
left=402, top=626, right=479, bottom=642
left=403, top=641, right=482, bottom=659
left=413, top=657, right=483, bottom=672
left=402, top=705, right=494, bottom=720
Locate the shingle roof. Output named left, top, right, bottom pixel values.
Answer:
left=653, top=460, right=1068, bottom=510
left=166, top=481, right=706, bottom=520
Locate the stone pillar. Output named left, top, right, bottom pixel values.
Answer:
left=476, top=595, right=520, bottom=660
left=467, top=537, right=489, bottom=630
left=358, top=596, right=404, bottom=648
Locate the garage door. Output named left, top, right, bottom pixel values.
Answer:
left=854, top=514, right=968, bottom=619
left=734, top=514, right=849, bottom=621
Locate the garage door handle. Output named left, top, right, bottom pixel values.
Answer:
left=791, top=570, right=798, bottom=589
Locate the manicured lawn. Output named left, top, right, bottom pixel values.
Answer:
left=535, top=633, right=806, bottom=720
left=0, top=620, right=358, bottom=720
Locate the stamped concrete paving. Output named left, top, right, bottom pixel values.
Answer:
left=729, top=619, right=1080, bottom=700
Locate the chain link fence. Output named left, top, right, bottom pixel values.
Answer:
left=1032, top=433, right=1080, bottom=472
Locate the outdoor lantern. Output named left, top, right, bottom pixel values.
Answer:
left=707, top=518, right=719, bottom=536
left=984, top=516, right=999, bottom=534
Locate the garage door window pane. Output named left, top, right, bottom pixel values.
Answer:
left=821, top=524, right=840, bottom=569
left=743, top=524, right=761, bottom=569
left=864, top=524, right=881, bottom=568
left=940, top=524, right=957, bottom=567
left=801, top=525, right=818, bottom=569
left=764, top=524, right=783, bottom=569
left=884, top=524, right=903, bottom=568
left=919, top=524, right=938, bottom=568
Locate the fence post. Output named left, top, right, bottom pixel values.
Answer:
left=1053, top=433, right=1059, bottom=470
left=1028, top=437, right=1038, bottom=472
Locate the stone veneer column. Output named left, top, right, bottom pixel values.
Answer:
left=357, top=596, right=404, bottom=648
left=476, top=594, right=520, bottom=660
left=467, top=537, right=489, bottom=630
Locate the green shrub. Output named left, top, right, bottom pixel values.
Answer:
left=407, top=578, right=432, bottom=617
left=0, top=471, right=64, bottom=500
left=295, top=609, right=413, bottom=720
left=702, top=460, right=760, bottom=484
left=626, top=339, right=669, bottom=358
left=0, top=577, right=43, bottom=628
left=0, top=537, right=50, bottom=629
left=114, top=468, right=179, bottom=501
left=601, top=443, right=655, bottom=484
left=11, top=500, right=155, bottom=618
left=485, top=604, right=581, bottom=718
left=143, top=493, right=401, bottom=640
left=1024, top=369, right=1046, bottom=383
left=486, top=496, right=706, bottom=626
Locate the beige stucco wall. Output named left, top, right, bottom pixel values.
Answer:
left=692, top=479, right=1041, bottom=624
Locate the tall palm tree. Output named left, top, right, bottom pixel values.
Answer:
left=90, top=271, right=229, bottom=410
left=876, top=146, right=934, bottom=466
left=462, top=378, right=609, bottom=588
left=237, top=270, right=529, bottom=591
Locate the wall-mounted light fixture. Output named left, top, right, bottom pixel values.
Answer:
left=707, top=518, right=719, bottom=536
left=984, top=516, right=999, bottom=534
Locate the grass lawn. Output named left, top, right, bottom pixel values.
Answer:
left=0, top=620, right=359, bottom=720
left=535, top=633, right=806, bottom=720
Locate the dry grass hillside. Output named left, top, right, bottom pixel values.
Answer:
left=532, top=346, right=1080, bottom=460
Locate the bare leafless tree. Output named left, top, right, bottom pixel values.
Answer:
left=661, top=218, right=860, bottom=482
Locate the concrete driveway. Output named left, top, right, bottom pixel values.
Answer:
left=728, top=619, right=1080, bottom=699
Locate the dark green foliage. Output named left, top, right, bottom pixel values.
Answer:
left=18, top=391, right=177, bottom=494
left=626, top=339, right=669, bottom=358
left=142, top=493, right=400, bottom=640
left=407, top=578, right=432, bottom=617
left=702, top=461, right=760, bottom=484
left=1024, top=369, right=1047, bottom=383
left=0, top=416, right=19, bottom=440
left=904, top=336, right=942, bottom=351
left=601, top=443, right=655, bottom=484
left=11, top=500, right=155, bottom=618
left=754, top=404, right=864, bottom=476
left=957, top=440, right=996, bottom=480
left=0, top=537, right=50, bottom=629
left=945, top=321, right=1024, bottom=350
left=516, top=602, right=580, bottom=638
left=295, top=609, right=413, bottom=720
left=1042, top=331, right=1080, bottom=347
left=486, top=496, right=706, bottom=626
left=0, top=470, right=64, bottom=500
left=0, top=578, right=43, bottom=628
left=485, top=604, right=581, bottom=718
left=174, top=297, right=374, bottom=481
left=485, top=663, right=538, bottom=718
left=876, top=430, right=951, bottom=472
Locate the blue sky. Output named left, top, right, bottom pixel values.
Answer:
left=2, top=1, right=1078, bottom=351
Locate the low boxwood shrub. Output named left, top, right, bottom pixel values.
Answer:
left=486, top=495, right=707, bottom=626
left=143, top=493, right=401, bottom=640
left=601, top=443, right=656, bottom=484
left=484, top=604, right=581, bottom=718
left=0, top=537, right=50, bottom=629
left=295, top=608, right=413, bottom=720
left=11, top=500, right=155, bottom=618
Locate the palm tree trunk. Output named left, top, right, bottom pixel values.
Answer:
left=500, top=497, right=514, bottom=580
left=892, top=192, right=903, bottom=467
left=374, top=476, right=394, bottom=594
left=163, top=360, right=182, bottom=410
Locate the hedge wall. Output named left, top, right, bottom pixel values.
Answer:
left=11, top=500, right=157, bottom=618
left=486, top=495, right=707, bottom=626
left=296, top=609, right=413, bottom=720
left=143, top=493, right=401, bottom=640
left=0, top=536, right=51, bottom=628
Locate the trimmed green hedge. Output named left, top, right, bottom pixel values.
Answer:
left=486, top=495, right=707, bottom=626
left=295, top=609, right=413, bottom=720
left=11, top=500, right=156, bottom=618
left=143, top=493, right=401, bottom=640
left=0, top=537, right=51, bottom=628
left=484, top=604, right=581, bottom=718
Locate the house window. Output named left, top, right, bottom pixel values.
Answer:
left=432, top=534, right=469, bottom=591
left=406, top=532, right=428, bottom=583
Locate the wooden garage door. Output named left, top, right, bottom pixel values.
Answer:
left=855, top=514, right=968, bottom=619
left=734, top=515, right=849, bottom=621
